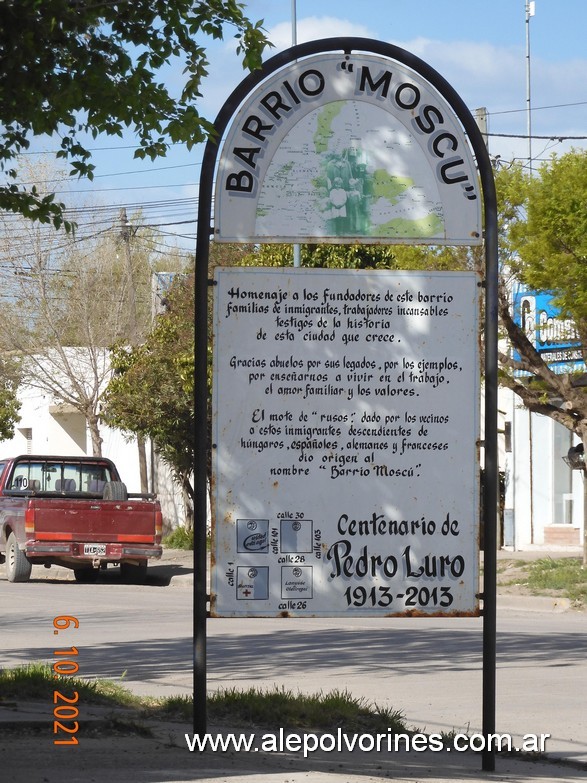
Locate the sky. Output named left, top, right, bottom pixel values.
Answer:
left=26, top=0, right=587, bottom=254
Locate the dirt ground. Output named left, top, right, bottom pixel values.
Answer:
left=493, top=550, right=584, bottom=609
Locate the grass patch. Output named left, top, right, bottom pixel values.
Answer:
left=524, top=557, right=587, bottom=605
left=0, top=663, right=145, bottom=708
left=497, top=557, right=587, bottom=606
left=208, top=686, right=406, bottom=732
left=0, top=666, right=406, bottom=733
left=162, top=526, right=194, bottom=550
left=496, top=559, right=528, bottom=574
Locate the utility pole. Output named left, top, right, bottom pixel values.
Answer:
left=525, top=0, right=535, bottom=173
left=119, top=207, right=149, bottom=493
left=119, top=207, right=139, bottom=344
left=474, top=107, right=489, bottom=151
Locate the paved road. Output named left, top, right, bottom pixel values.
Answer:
left=207, top=610, right=587, bottom=764
left=1, top=553, right=586, bottom=766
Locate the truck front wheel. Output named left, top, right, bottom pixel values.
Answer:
left=6, top=532, right=32, bottom=583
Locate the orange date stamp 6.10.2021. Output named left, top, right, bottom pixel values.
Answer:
left=52, top=616, right=80, bottom=746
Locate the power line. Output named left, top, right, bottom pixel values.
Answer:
left=13, top=100, right=587, bottom=156
left=17, top=141, right=191, bottom=156
left=488, top=100, right=587, bottom=117
left=15, top=162, right=202, bottom=188
left=57, top=182, right=200, bottom=195
left=489, top=132, right=587, bottom=140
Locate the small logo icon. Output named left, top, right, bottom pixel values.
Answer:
left=243, top=532, right=268, bottom=552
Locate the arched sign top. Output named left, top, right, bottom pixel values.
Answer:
left=213, top=42, right=483, bottom=245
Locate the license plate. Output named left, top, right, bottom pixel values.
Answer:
left=83, top=544, right=106, bottom=556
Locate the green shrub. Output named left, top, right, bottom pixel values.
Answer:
left=163, top=526, right=194, bottom=550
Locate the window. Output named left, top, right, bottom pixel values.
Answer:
left=7, top=460, right=114, bottom=494
left=17, top=427, right=33, bottom=453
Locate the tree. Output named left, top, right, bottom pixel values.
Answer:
left=101, top=274, right=195, bottom=525
left=0, top=354, right=21, bottom=442
left=0, top=1, right=269, bottom=229
left=0, top=161, right=172, bottom=455
left=240, top=242, right=471, bottom=271
left=496, top=151, right=587, bottom=563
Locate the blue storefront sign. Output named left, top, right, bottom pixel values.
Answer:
left=512, top=287, right=584, bottom=374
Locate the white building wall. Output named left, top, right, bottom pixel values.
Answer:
left=511, top=397, right=533, bottom=548
left=502, top=386, right=583, bottom=550
left=0, top=384, right=143, bottom=490
left=0, top=372, right=189, bottom=530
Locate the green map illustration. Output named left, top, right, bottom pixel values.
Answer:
left=255, top=100, right=445, bottom=240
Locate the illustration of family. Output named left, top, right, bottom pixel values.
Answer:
left=317, top=148, right=374, bottom=236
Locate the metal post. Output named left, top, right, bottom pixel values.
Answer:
left=292, top=0, right=301, bottom=268
left=119, top=207, right=149, bottom=493
left=583, top=470, right=587, bottom=567
left=193, top=135, right=217, bottom=737
left=481, top=173, right=499, bottom=773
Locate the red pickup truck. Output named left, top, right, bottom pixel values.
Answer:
left=0, top=455, right=162, bottom=584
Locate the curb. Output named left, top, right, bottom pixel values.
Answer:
left=497, top=593, right=572, bottom=613
left=0, top=701, right=149, bottom=732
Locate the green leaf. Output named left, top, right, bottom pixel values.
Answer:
left=0, top=0, right=271, bottom=230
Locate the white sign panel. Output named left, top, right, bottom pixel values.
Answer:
left=215, top=53, right=481, bottom=245
left=212, top=268, right=480, bottom=617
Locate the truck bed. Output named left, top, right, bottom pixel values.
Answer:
left=0, top=455, right=163, bottom=583
left=26, top=496, right=160, bottom=544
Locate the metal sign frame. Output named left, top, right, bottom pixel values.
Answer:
left=193, top=37, right=498, bottom=772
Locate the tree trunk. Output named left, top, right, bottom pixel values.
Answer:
left=88, top=415, right=103, bottom=457
left=181, top=475, right=194, bottom=532
left=137, top=435, right=149, bottom=493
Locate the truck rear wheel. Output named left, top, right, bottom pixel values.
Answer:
left=103, top=481, right=128, bottom=501
left=6, top=532, right=32, bottom=583
left=120, top=560, right=147, bottom=584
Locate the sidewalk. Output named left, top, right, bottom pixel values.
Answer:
left=1, top=701, right=586, bottom=783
